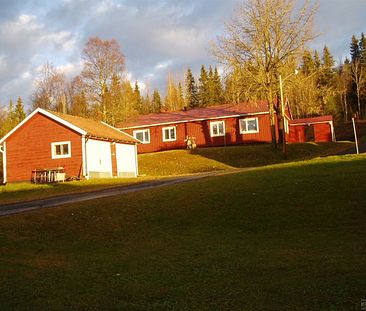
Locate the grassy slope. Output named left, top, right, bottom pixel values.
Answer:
left=138, top=142, right=354, bottom=176
left=1, top=142, right=353, bottom=204
left=0, top=154, right=365, bottom=310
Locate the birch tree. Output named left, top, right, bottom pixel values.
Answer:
left=32, top=61, right=67, bottom=112
left=81, top=37, right=125, bottom=121
left=213, top=0, right=318, bottom=146
left=351, top=59, right=364, bottom=117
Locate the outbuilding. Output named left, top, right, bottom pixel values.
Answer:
left=288, top=115, right=335, bottom=143
left=0, top=108, right=139, bottom=183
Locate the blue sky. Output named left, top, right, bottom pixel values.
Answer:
left=0, top=0, right=365, bottom=109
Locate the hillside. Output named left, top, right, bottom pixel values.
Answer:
left=0, top=154, right=365, bottom=310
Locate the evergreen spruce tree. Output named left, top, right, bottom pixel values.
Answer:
left=319, top=46, right=337, bottom=115
left=151, top=89, right=162, bottom=113
left=359, top=33, right=366, bottom=72
left=177, top=83, right=185, bottom=110
left=143, top=92, right=151, bottom=115
left=15, top=97, right=26, bottom=124
left=351, top=34, right=361, bottom=62
left=207, top=66, right=215, bottom=105
left=198, top=65, right=209, bottom=107
left=212, top=67, right=224, bottom=105
left=133, top=81, right=143, bottom=114
left=184, top=68, right=198, bottom=109
left=322, top=46, right=335, bottom=80
left=2, top=100, right=17, bottom=134
left=302, top=50, right=315, bottom=75
left=314, top=50, right=321, bottom=69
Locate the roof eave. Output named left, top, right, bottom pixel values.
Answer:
left=120, top=111, right=270, bottom=130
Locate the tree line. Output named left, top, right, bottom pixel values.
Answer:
left=1, top=0, right=366, bottom=140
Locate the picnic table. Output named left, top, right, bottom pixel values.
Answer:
left=32, top=167, right=65, bottom=183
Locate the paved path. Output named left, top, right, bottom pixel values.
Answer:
left=0, top=169, right=247, bottom=217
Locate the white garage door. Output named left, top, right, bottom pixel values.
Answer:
left=116, top=143, right=137, bottom=177
left=86, top=139, right=112, bottom=178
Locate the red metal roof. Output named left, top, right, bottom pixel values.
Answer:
left=118, top=101, right=269, bottom=129
left=290, top=115, right=333, bottom=125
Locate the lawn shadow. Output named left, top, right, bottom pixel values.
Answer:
left=189, top=142, right=354, bottom=169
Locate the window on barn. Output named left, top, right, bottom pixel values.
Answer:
left=51, top=141, right=71, bottom=159
left=210, top=121, right=225, bottom=137
left=133, top=129, right=150, bottom=144
left=239, top=118, right=259, bottom=134
left=162, top=126, right=176, bottom=142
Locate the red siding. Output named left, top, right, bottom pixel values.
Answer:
left=288, top=125, right=307, bottom=143
left=125, top=113, right=273, bottom=154
left=288, top=123, right=332, bottom=143
left=314, top=123, right=332, bottom=142
left=5, top=113, right=83, bottom=182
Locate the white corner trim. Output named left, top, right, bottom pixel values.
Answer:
left=330, top=121, right=336, bottom=142
left=39, top=109, right=87, bottom=135
left=1, top=142, right=6, bottom=184
left=0, top=108, right=86, bottom=145
left=134, top=144, right=138, bottom=177
left=81, top=135, right=88, bottom=178
left=101, top=121, right=140, bottom=144
left=101, top=121, right=123, bottom=133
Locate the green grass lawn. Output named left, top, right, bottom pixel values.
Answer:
left=1, top=142, right=354, bottom=205
left=139, top=142, right=354, bottom=176
left=0, top=154, right=365, bottom=310
left=0, top=177, right=157, bottom=205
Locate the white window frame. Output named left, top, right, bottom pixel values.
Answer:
left=162, top=126, right=177, bottom=142
left=51, top=141, right=71, bottom=159
left=133, top=129, right=150, bottom=144
left=239, top=117, right=259, bottom=134
left=210, top=121, right=225, bottom=137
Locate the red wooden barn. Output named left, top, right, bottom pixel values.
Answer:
left=0, top=108, right=139, bottom=184
left=118, top=102, right=335, bottom=154
left=288, top=115, right=335, bottom=143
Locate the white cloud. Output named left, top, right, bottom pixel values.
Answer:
left=0, top=11, right=78, bottom=106
left=155, top=60, right=173, bottom=70
left=21, top=72, right=31, bottom=79
left=95, top=0, right=122, bottom=15
left=56, top=61, right=83, bottom=78
left=0, top=0, right=365, bottom=107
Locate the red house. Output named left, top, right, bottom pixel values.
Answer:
left=0, top=108, right=139, bottom=184
left=118, top=102, right=335, bottom=154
